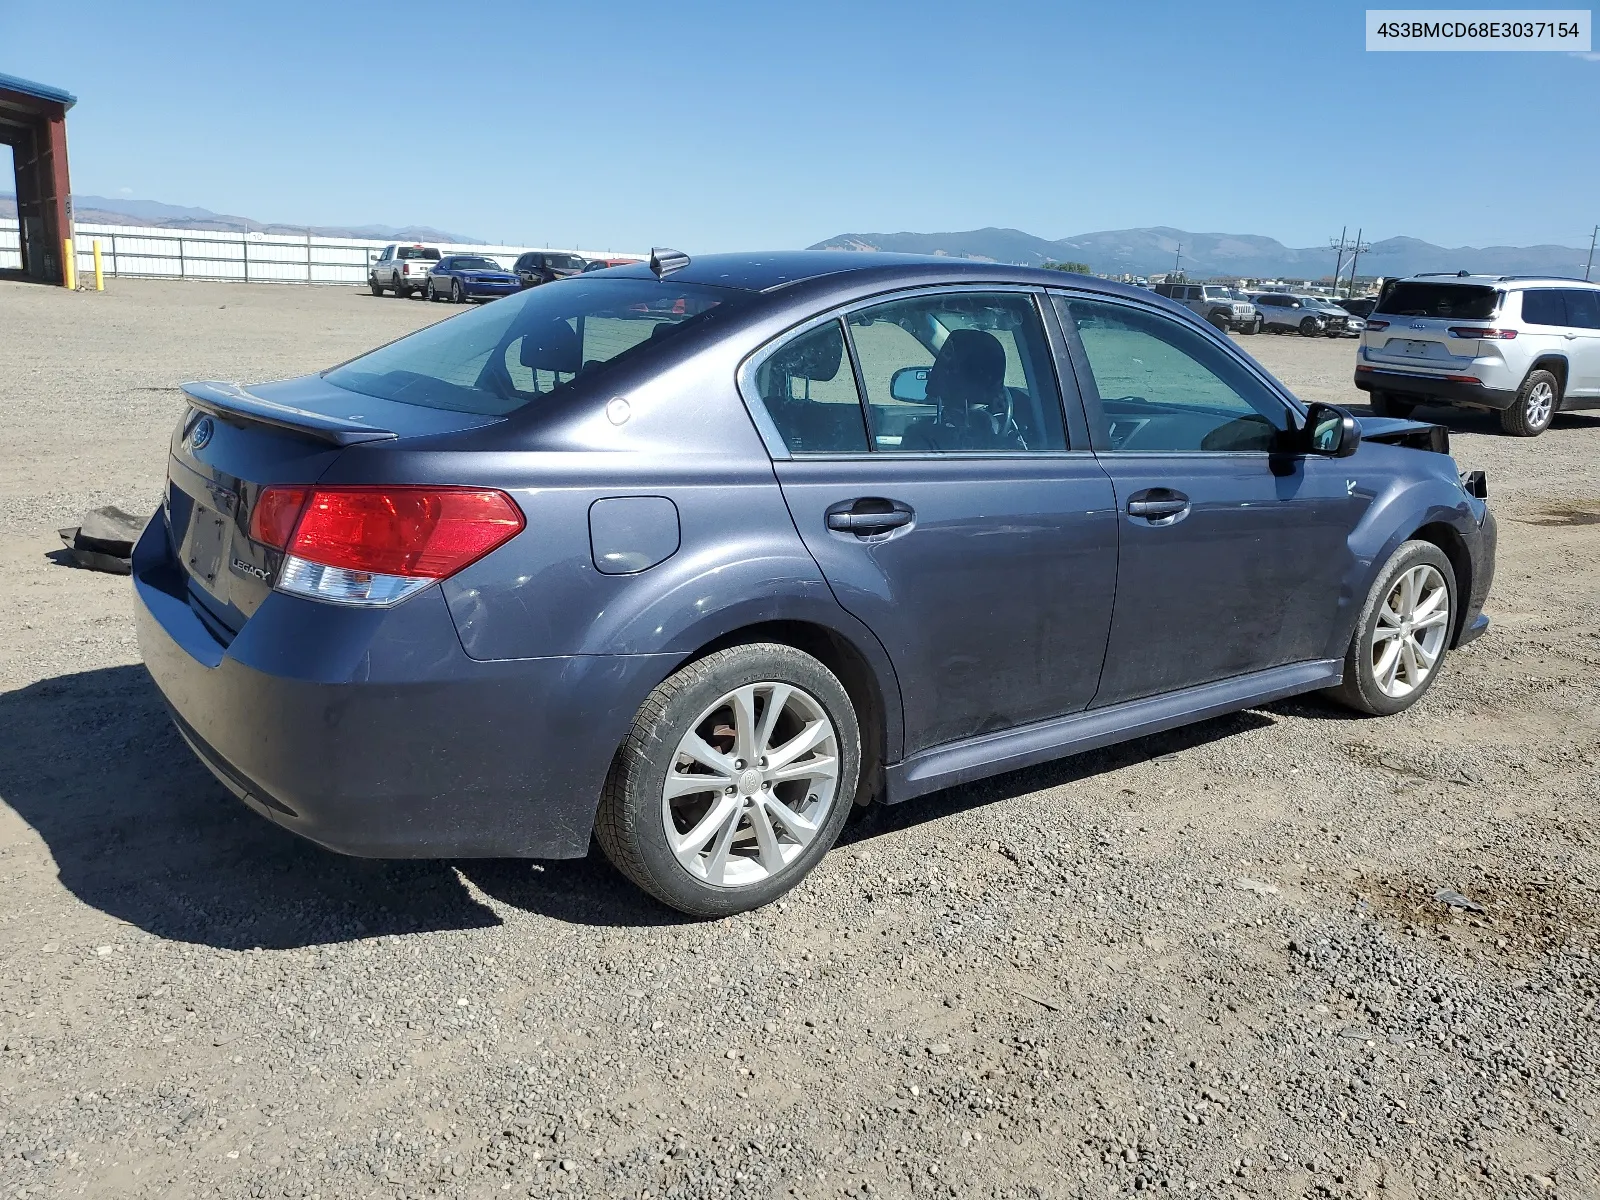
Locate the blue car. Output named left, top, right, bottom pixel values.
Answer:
left=423, top=254, right=520, bottom=304
left=135, top=252, right=1496, bottom=916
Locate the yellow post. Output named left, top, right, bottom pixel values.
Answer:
left=92, top=240, right=104, bottom=291
left=63, top=238, right=77, bottom=290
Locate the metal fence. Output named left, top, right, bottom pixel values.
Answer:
left=0, top=218, right=633, bottom=285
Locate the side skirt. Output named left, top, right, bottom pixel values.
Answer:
left=885, top=659, right=1343, bottom=804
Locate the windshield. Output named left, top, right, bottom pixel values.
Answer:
left=1377, top=282, right=1498, bottom=319
left=326, top=278, right=738, bottom=415
left=398, top=247, right=440, bottom=261
left=451, top=257, right=503, bottom=271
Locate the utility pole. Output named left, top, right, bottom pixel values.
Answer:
left=1330, top=227, right=1348, bottom=295
left=1587, top=225, right=1597, bottom=281
left=1174, top=243, right=1182, bottom=278
left=1345, top=228, right=1371, bottom=294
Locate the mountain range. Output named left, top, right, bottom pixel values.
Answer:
left=809, top=226, right=1596, bottom=281
left=0, top=192, right=478, bottom=244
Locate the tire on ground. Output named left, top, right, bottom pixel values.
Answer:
left=595, top=642, right=861, bottom=918
left=1498, top=368, right=1559, bottom=437
left=1326, top=539, right=1457, bottom=717
left=1368, top=392, right=1416, bottom=419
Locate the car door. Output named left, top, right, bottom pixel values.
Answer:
left=1052, top=292, right=1368, bottom=707
left=752, top=290, right=1119, bottom=756
left=1560, top=289, right=1600, bottom=398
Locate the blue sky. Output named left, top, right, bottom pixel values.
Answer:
left=3, top=0, right=1597, bottom=251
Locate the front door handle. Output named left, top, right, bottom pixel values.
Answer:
left=1126, top=489, right=1191, bottom=521
left=826, top=500, right=914, bottom=535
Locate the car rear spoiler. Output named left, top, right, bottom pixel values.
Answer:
left=180, top=381, right=398, bottom=447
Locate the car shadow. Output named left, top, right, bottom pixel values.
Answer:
left=0, top=665, right=505, bottom=950
left=0, top=665, right=1311, bottom=937
left=1363, top=402, right=1600, bottom=436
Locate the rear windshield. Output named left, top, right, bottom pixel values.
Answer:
left=326, top=278, right=739, bottom=415
left=398, top=247, right=440, bottom=260
left=450, top=256, right=503, bottom=271
left=546, top=254, right=585, bottom=270
left=1376, top=282, right=1498, bottom=320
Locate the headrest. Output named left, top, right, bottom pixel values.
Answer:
left=518, top=320, right=582, bottom=373
left=929, top=328, right=1006, bottom=396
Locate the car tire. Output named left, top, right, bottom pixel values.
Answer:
left=594, top=642, right=862, bottom=918
left=1252, top=316, right=1264, bottom=334
left=450, top=279, right=464, bottom=304
left=1326, top=539, right=1457, bottom=717
left=1368, top=392, right=1416, bottom=419
left=1299, top=317, right=1321, bottom=337
left=395, top=276, right=411, bottom=299
left=1499, top=369, right=1559, bottom=437
left=369, top=277, right=384, bottom=297
left=424, top=280, right=436, bottom=302
left=1209, top=312, right=1231, bottom=334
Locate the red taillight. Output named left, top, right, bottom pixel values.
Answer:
left=249, top=486, right=309, bottom=549
left=286, top=487, right=523, bottom=578
left=1365, top=320, right=1390, bottom=331
left=1444, top=375, right=1484, bottom=384
left=403, top=263, right=413, bottom=274
left=1448, top=327, right=1517, bottom=340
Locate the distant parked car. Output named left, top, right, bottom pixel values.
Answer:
left=582, top=258, right=639, bottom=273
left=369, top=244, right=442, bottom=299
left=514, top=251, right=587, bottom=288
left=1152, top=283, right=1261, bottom=334
left=424, top=255, right=520, bottom=304
left=1251, top=292, right=1343, bottom=337
left=1306, top=296, right=1364, bottom=337
left=1333, top=297, right=1378, bottom=319
left=1355, top=273, right=1600, bottom=435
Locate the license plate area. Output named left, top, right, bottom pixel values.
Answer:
left=180, top=502, right=231, bottom=598
left=1399, top=339, right=1436, bottom=356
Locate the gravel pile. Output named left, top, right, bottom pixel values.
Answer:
left=1, top=280, right=1597, bottom=1198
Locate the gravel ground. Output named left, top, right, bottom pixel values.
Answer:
left=2, top=279, right=1598, bottom=1200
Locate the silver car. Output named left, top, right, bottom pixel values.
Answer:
left=1355, top=273, right=1600, bottom=436
left=1251, top=292, right=1345, bottom=337
left=1152, top=283, right=1260, bottom=334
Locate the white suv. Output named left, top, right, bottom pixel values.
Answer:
left=1354, top=273, right=1600, bottom=436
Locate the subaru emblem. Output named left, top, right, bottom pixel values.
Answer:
left=190, top=416, right=214, bottom=452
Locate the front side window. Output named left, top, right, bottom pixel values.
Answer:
left=753, top=321, right=869, bottom=454
left=846, top=292, right=1068, bottom=453
left=327, top=278, right=739, bottom=414
left=1522, top=289, right=1567, bottom=326
left=1057, top=296, right=1288, bottom=453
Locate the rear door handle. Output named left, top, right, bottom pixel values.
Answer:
left=826, top=501, right=914, bottom=535
left=1126, top=489, right=1190, bottom=520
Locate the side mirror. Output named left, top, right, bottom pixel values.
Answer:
left=1306, top=402, right=1361, bottom=458
left=890, top=366, right=930, bottom=403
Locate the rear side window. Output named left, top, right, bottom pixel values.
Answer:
left=1377, top=282, right=1497, bottom=319
left=1564, top=289, right=1600, bottom=330
left=1522, top=289, right=1568, bottom=326
left=847, top=292, right=1068, bottom=453
left=753, top=322, right=870, bottom=454
left=327, top=278, right=740, bottom=414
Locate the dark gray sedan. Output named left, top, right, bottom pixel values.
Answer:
left=134, top=252, right=1496, bottom=916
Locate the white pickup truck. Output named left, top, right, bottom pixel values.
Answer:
left=368, top=244, right=442, bottom=299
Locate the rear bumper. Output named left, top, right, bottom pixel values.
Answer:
left=132, top=513, right=675, bottom=859
left=1354, top=367, right=1518, bottom=411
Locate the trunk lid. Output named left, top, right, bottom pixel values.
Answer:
left=165, top=375, right=503, bottom=639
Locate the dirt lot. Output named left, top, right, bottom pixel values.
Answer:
left=2, top=279, right=1598, bottom=1200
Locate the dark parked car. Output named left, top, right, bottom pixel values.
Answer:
left=1333, top=297, right=1377, bottom=319
left=424, top=255, right=519, bottom=304
left=582, top=257, right=639, bottom=273
left=514, top=251, right=586, bottom=288
left=135, top=252, right=1496, bottom=917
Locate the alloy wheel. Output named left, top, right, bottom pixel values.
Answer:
left=1371, top=563, right=1451, bottom=699
left=660, top=682, right=840, bottom=888
left=1526, top=379, right=1555, bottom=428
